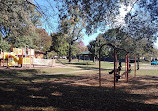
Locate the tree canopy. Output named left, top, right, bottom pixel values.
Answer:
left=0, top=0, right=45, bottom=51
left=0, top=0, right=41, bottom=37
left=34, top=0, right=157, bottom=56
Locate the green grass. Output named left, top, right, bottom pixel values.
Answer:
left=54, top=59, right=158, bottom=77
left=39, top=67, right=82, bottom=74
left=0, top=60, right=157, bottom=83
left=134, top=69, right=158, bottom=77
left=0, top=59, right=158, bottom=111
left=57, top=59, right=114, bottom=70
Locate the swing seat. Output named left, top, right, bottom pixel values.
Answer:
left=116, top=74, right=121, bottom=79
left=116, top=74, right=121, bottom=82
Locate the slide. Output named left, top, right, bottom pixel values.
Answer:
left=8, top=54, right=19, bottom=66
left=4, top=53, right=19, bottom=66
left=0, top=52, right=31, bottom=66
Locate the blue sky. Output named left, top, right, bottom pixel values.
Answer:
left=33, top=0, right=102, bottom=46
left=154, top=40, right=158, bottom=49
left=82, top=31, right=103, bottom=46
left=33, top=0, right=158, bottom=48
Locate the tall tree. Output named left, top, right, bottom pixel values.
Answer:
left=51, top=33, right=69, bottom=57
left=35, top=28, right=52, bottom=52
left=87, top=34, right=107, bottom=61
left=102, top=28, right=155, bottom=59
left=56, top=0, right=157, bottom=47
left=123, top=0, right=158, bottom=58
left=58, top=5, right=85, bottom=62
left=0, top=0, right=41, bottom=50
left=78, top=41, right=88, bottom=52
left=34, top=0, right=157, bottom=58
left=0, top=0, right=40, bottom=37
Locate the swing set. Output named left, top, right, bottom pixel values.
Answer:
left=98, top=43, right=137, bottom=90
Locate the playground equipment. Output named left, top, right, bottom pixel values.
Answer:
left=0, top=52, right=19, bottom=66
left=98, top=43, right=137, bottom=90
left=0, top=47, right=55, bottom=68
left=0, top=48, right=35, bottom=67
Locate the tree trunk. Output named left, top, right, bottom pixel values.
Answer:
left=137, top=56, right=140, bottom=70
left=68, top=44, right=72, bottom=62
left=93, top=55, right=95, bottom=62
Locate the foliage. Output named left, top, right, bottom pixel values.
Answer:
left=87, top=34, right=107, bottom=58
left=124, top=1, right=158, bottom=51
left=58, top=5, right=85, bottom=62
left=71, top=42, right=83, bottom=57
left=47, top=51, right=57, bottom=59
left=50, top=34, right=87, bottom=58
left=0, top=38, right=11, bottom=51
left=7, top=32, right=39, bottom=49
left=102, top=28, right=153, bottom=59
left=0, top=0, right=42, bottom=51
left=78, top=41, right=88, bottom=52
left=51, top=33, right=69, bottom=56
left=35, top=28, right=52, bottom=52
left=55, top=0, right=157, bottom=56
left=0, top=0, right=41, bottom=37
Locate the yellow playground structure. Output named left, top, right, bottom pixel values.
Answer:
left=0, top=48, right=35, bottom=67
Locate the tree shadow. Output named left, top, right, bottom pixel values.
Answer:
left=76, top=65, right=112, bottom=71
left=0, top=69, right=39, bottom=78
left=125, top=76, right=158, bottom=90
left=0, top=74, right=158, bottom=111
left=65, top=62, right=94, bottom=66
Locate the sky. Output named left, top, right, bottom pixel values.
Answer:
left=33, top=0, right=158, bottom=48
left=154, top=40, right=158, bottom=49
left=82, top=30, right=104, bottom=46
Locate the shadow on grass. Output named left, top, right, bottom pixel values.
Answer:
left=0, top=69, right=39, bottom=78
left=0, top=73, right=158, bottom=110
left=65, top=61, right=114, bottom=71
left=19, top=74, right=75, bottom=82
left=65, top=62, right=94, bottom=66
left=125, top=76, right=158, bottom=90
left=76, top=65, right=113, bottom=71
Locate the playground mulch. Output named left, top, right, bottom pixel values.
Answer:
left=0, top=70, right=158, bottom=111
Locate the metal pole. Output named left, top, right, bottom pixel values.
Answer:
left=7, top=53, right=9, bottom=68
left=127, top=54, right=129, bottom=82
left=22, top=48, right=23, bottom=68
left=125, top=55, right=127, bottom=72
left=30, top=49, right=31, bottom=68
left=3, top=51, right=4, bottom=67
left=114, top=49, right=116, bottom=90
left=115, top=52, right=117, bottom=69
left=135, top=56, right=136, bottom=77
left=0, top=49, right=1, bottom=66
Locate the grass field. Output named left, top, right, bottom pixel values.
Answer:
left=0, top=59, right=158, bottom=110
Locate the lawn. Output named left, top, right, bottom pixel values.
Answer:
left=0, top=60, right=158, bottom=110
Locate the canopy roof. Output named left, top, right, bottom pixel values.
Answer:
left=78, top=51, right=92, bottom=55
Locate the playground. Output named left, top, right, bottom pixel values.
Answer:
left=0, top=59, right=158, bottom=111
left=0, top=0, right=158, bottom=110
left=0, top=48, right=55, bottom=68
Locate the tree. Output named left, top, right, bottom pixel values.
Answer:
left=78, top=41, right=88, bottom=52
left=87, top=34, right=107, bottom=61
left=56, top=0, right=157, bottom=49
left=35, top=28, right=52, bottom=52
left=34, top=0, right=157, bottom=59
left=58, top=5, right=85, bottom=62
left=0, top=0, right=41, bottom=37
left=123, top=1, right=158, bottom=58
left=0, top=37, right=11, bottom=51
left=0, top=0, right=41, bottom=50
left=71, top=42, right=82, bottom=58
left=10, top=33, right=39, bottom=49
left=51, top=33, right=69, bottom=57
